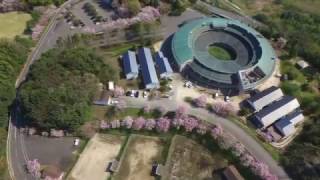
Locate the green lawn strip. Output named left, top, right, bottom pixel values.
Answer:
left=0, top=128, right=9, bottom=179
left=229, top=116, right=280, bottom=161
left=0, top=12, right=31, bottom=39
left=208, top=46, right=232, bottom=60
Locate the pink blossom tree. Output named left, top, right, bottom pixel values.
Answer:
left=123, top=116, right=133, bottom=129
left=183, top=117, right=199, bottom=132
left=240, top=153, right=255, bottom=167
left=211, top=102, right=235, bottom=117
left=193, top=95, right=207, bottom=108
left=132, top=117, right=146, bottom=130
left=156, top=117, right=171, bottom=132
left=144, top=119, right=156, bottom=130
left=231, top=143, right=246, bottom=157
left=210, top=124, right=223, bottom=139
left=113, top=86, right=125, bottom=97
left=100, top=120, right=110, bottom=129
left=196, top=123, right=208, bottom=135
left=26, top=159, right=41, bottom=178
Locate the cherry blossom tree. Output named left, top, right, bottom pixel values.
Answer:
left=196, top=123, right=208, bottom=135
left=113, top=86, right=125, bottom=97
left=100, top=120, right=110, bottom=129
left=132, top=117, right=145, bottom=130
left=231, top=143, right=246, bottom=157
left=210, top=124, right=223, bottom=139
left=123, top=116, right=133, bottom=129
left=156, top=117, right=171, bottom=132
left=26, top=159, right=41, bottom=178
left=240, top=153, right=255, bottom=167
left=183, top=117, right=198, bottom=132
left=193, top=95, right=207, bottom=108
left=144, top=118, right=156, bottom=130
left=211, top=102, right=235, bottom=117
left=251, top=161, right=272, bottom=179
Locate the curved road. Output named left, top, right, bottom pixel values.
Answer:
left=7, top=1, right=289, bottom=179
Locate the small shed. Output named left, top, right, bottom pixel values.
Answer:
left=296, top=60, right=310, bottom=69
left=108, top=81, right=114, bottom=91
left=223, top=165, right=244, bottom=180
left=107, top=159, right=119, bottom=173
left=151, top=164, right=164, bottom=176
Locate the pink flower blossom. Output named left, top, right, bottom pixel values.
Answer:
left=172, top=118, right=184, bottom=129
left=114, top=86, right=125, bottom=97
left=176, top=105, right=187, bottom=119
left=210, top=124, right=223, bottom=139
left=110, top=120, right=121, bottom=128
left=183, top=117, right=198, bottom=132
left=144, top=119, right=156, bottom=130
left=132, top=117, right=145, bottom=130
left=211, top=102, right=235, bottom=117
left=123, top=116, right=133, bottom=129
left=156, top=117, right=171, bottom=132
left=193, top=95, right=207, bottom=108
left=26, top=159, right=41, bottom=178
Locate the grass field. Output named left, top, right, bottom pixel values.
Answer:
left=208, top=45, right=233, bottom=61
left=113, top=135, right=164, bottom=180
left=163, top=135, right=228, bottom=180
left=0, top=12, right=31, bottom=39
left=67, top=134, right=125, bottom=180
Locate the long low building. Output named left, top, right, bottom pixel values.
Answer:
left=274, top=110, right=304, bottom=137
left=138, top=47, right=160, bottom=89
left=155, top=51, right=173, bottom=79
left=122, top=51, right=139, bottom=80
left=254, top=96, right=300, bottom=128
left=247, top=86, right=284, bottom=111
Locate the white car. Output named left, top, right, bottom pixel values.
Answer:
left=184, top=81, right=193, bottom=88
left=143, top=91, right=148, bottom=98
left=111, top=100, right=119, bottom=104
left=74, top=138, right=80, bottom=146
left=224, top=96, right=230, bottom=102
left=130, top=90, right=135, bottom=97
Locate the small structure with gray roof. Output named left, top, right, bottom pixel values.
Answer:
left=155, top=51, right=173, bottom=79
left=274, top=110, right=304, bottom=137
left=254, top=96, right=300, bottom=128
left=138, top=47, right=160, bottom=89
left=223, top=165, right=244, bottom=180
left=247, top=86, right=284, bottom=111
left=122, top=51, right=139, bottom=80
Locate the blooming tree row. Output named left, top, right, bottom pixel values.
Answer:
left=99, top=105, right=277, bottom=180
left=102, top=6, right=161, bottom=30
left=26, top=159, right=41, bottom=178
left=211, top=101, right=235, bottom=117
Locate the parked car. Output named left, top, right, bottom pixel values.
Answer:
left=143, top=91, right=148, bottom=98
left=224, top=96, right=230, bottom=102
left=134, top=91, right=139, bottom=98
left=74, top=138, right=80, bottom=146
left=130, top=90, right=135, bottom=97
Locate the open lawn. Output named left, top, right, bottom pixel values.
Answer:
left=113, top=135, right=164, bottom=180
left=0, top=12, right=31, bottom=39
left=67, top=134, right=125, bottom=180
left=208, top=45, right=233, bottom=61
left=163, top=135, right=228, bottom=180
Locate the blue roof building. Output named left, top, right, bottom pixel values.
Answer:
left=138, top=48, right=160, bottom=89
left=122, top=51, right=139, bottom=80
left=155, top=51, right=173, bottom=79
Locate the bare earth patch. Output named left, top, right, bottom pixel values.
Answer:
left=68, top=134, right=124, bottom=180
left=163, top=135, right=228, bottom=180
left=113, top=135, right=164, bottom=180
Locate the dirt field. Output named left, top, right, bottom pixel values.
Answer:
left=113, top=135, right=164, bottom=180
left=68, top=134, right=125, bottom=180
left=163, top=135, right=228, bottom=180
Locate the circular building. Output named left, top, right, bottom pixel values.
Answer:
left=170, top=18, right=276, bottom=92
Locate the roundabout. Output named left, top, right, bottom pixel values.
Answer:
left=170, top=18, right=277, bottom=92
